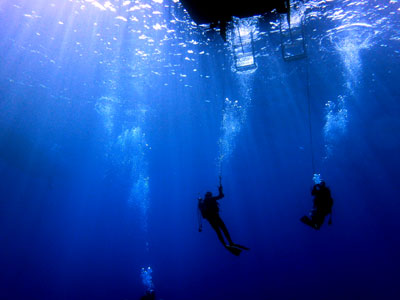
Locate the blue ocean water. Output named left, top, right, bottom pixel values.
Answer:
left=0, top=0, right=400, bottom=299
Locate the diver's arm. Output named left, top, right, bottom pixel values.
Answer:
left=311, top=185, right=317, bottom=196
left=215, top=185, right=224, bottom=200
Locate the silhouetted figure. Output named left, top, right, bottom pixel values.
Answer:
left=300, top=181, right=333, bottom=230
left=140, top=290, right=155, bottom=300
left=198, top=177, right=249, bottom=256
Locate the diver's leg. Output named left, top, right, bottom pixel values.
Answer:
left=217, top=218, right=245, bottom=255
left=217, top=217, right=250, bottom=250
left=216, top=216, right=234, bottom=246
left=208, top=218, right=227, bottom=246
left=311, top=213, right=325, bottom=230
left=211, top=217, right=243, bottom=256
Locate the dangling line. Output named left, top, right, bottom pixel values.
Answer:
left=218, top=57, right=228, bottom=178
left=218, top=158, right=223, bottom=178
left=306, top=57, right=316, bottom=175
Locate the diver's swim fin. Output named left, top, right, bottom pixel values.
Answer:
left=300, top=216, right=313, bottom=226
left=300, top=216, right=320, bottom=230
left=226, top=245, right=242, bottom=256
left=231, top=244, right=250, bottom=251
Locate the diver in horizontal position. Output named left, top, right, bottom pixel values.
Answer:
left=300, top=181, right=333, bottom=230
left=198, top=176, right=249, bottom=256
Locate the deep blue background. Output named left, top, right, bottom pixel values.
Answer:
left=0, top=0, right=400, bottom=299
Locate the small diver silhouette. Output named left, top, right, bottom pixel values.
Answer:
left=198, top=176, right=249, bottom=256
left=300, top=181, right=333, bottom=230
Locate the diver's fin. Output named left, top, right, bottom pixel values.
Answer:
left=300, top=216, right=313, bottom=227
left=226, top=245, right=242, bottom=256
left=300, top=216, right=320, bottom=230
left=232, top=244, right=250, bottom=251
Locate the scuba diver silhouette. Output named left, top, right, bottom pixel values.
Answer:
left=198, top=176, right=249, bottom=256
left=300, top=181, right=333, bottom=230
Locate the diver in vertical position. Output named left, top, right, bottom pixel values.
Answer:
left=198, top=176, right=249, bottom=256
left=300, top=181, right=333, bottom=230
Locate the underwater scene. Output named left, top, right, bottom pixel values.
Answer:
left=0, top=0, right=400, bottom=299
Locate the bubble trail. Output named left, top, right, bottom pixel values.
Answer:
left=217, top=73, right=254, bottom=174
left=141, top=266, right=155, bottom=293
